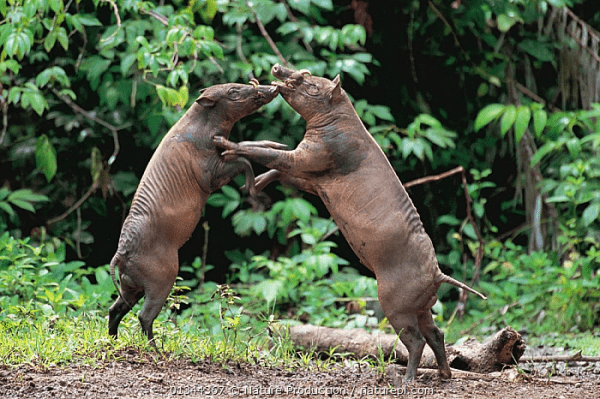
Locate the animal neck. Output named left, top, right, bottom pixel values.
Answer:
left=174, top=103, right=234, bottom=142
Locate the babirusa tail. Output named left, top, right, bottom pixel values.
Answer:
left=437, top=274, right=487, bottom=300
left=110, top=254, right=132, bottom=307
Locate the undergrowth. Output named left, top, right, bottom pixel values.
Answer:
left=1, top=196, right=600, bottom=371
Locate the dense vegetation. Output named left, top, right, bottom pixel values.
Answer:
left=1, top=0, right=599, bottom=364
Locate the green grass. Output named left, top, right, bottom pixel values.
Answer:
left=526, top=332, right=600, bottom=356
left=0, top=309, right=342, bottom=371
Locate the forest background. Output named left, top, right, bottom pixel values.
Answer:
left=1, top=0, right=599, bottom=356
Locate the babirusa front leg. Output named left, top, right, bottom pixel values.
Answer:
left=214, top=136, right=298, bottom=173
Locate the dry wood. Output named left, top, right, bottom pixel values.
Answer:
left=520, top=351, right=600, bottom=363
left=286, top=324, right=525, bottom=374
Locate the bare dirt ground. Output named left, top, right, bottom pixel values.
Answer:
left=1, top=346, right=599, bottom=399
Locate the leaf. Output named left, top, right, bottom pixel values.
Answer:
left=437, top=215, right=461, bottom=226
left=369, top=105, right=395, bottom=122
left=44, top=30, right=58, bottom=52
left=276, top=22, right=301, bottom=36
left=518, top=39, right=554, bottom=62
left=474, top=103, right=505, bottom=131
left=499, top=104, right=516, bottom=137
left=49, top=0, right=63, bottom=13
left=582, top=202, right=600, bottom=226
left=120, top=53, right=136, bottom=76
left=252, top=215, right=267, bottom=235
left=514, top=106, right=531, bottom=142
left=311, top=0, right=333, bottom=10
left=221, top=185, right=240, bottom=201
left=497, top=14, right=517, bottom=32
left=0, top=202, right=14, bottom=216
left=23, top=90, right=48, bottom=116
left=533, top=109, right=547, bottom=137
left=177, top=85, right=189, bottom=108
left=8, top=199, right=35, bottom=213
left=36, top=66, right=70, bottom=88
left=222, top=200, right=240, bottom=218
left=530, top=141, right=557, bottom=166
left=417, top=114, right=442, bottom=127
left=288, top=0, right=311, bottom=15
left=78, top=56, right=111, bottom=89
left=57, top=27, right=68, bottom=50
left=0, top=60, right=21, bottom=74
left=76, top=13, right=103, bottom=27
left=35, top=135, right=58, bottom=182
left=206, top=193, right=228, bottom=207
left=7, top=189, right=48, bottom=203
left=254, top=279, right=283, bottom=304
left=462, top=223, right=477, bottom=240
left=200, top=0, right=217, bottom=22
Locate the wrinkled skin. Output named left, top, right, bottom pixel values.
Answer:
left=108, top=83, right=281, bottom=343
left=214, top=65, right=486, bottom=382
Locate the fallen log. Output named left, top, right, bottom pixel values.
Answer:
left=286, top=324, right=525, bottom=373
left=519, top=350, right=600, bottom=363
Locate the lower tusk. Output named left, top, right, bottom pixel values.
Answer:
left=249, top=78, right=259, bottom=88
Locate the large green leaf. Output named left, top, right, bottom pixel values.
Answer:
left=499, top=104, right=516, bottom=137
left=533, top=109, right=547, bottom=137
left=582, top=202, right=600, bottom=227
left=514, top=106, right=531, bottom=142
left=474, top=104, right=505, bottom=131
left=35, top=135, right=57, bottom=182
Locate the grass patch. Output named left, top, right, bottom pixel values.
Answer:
left=526, top=333, right=600, bottom=356
left=0, top=307, right=344, bottom=372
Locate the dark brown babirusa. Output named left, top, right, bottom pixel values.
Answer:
left=109, top=83, right=281, bottom=343
left=214, top=64, right=486, bottom=382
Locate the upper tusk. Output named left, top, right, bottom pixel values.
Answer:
left=249, top=78, right=259, bottom=88
left=298, top=69, right=312, bottom=77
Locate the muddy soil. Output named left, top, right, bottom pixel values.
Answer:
left=1, top=347, right=599, bottom=398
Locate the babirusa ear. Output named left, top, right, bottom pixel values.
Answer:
left=329, top=75, right=342, bottom=102
left=196, top=93, right=216, bottom=108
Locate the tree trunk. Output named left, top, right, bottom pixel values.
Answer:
left=286, top=324, right=525, bottom=373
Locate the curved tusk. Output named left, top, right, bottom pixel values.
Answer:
left=249, top=78, right=259, bottom=88
left=298, top=69, right=312, bottom=77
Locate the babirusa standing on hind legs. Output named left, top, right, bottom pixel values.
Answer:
left=214, top=64, right=486, bottom=381
left=108, top=82, right=282, bottom=344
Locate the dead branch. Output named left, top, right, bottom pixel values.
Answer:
left=48, top=90, right=130, bottom=225
left=281, top=1, right=313, bottom=53
left=285, top=324, right=524, bottom=374
left=403, top=166, right=464, bottom=188
left=515, top=81, right=561, bottom=112
left=51, top=88, right=127, bottom=165
left=246, top=1, right=289, bottom=67
left=520, top=351, right=600, bottom=363
left=236, top=24, right=254, bottom=80
left=199, top=221, right=210, bottom=288
left=47, top=180, right=100, bottom=225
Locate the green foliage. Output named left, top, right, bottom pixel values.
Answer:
left=1, top=0, right=600, bottom=364
left=475, top=239, right=600, bottom=334
left=475, top=102, right=546, bottom=142
left=0, top=231, right=113, bottom=314
left=0, top=187, right=49, bottom=224
left=372, top=113, right=457, bottom=164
